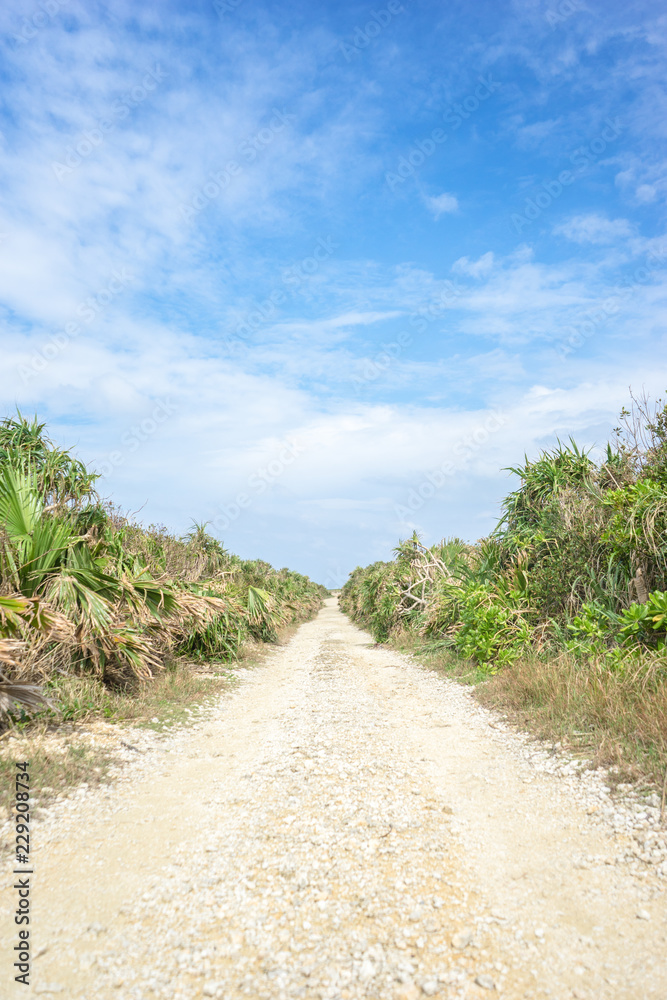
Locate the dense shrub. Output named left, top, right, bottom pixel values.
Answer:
left=0, top=413, right=326, bottom=721
left=341, top=391, right=667, bottom=673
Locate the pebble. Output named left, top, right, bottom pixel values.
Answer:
left=451, top=929, right=473, bottom=950
left=4, top=602, right=667, bottom=1000
left=475, top=973, right=496, bottom=990
left=396, top=985, right=420, bottom=1000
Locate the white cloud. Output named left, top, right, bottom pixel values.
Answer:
left=636, top=184, right=657, bottom=203
left=514, top=116, right=564, bottom=150
left=299, top=498, right=394, bottom=511
left=554, top=214, right=635, bottom=244
left=425, top=192, right=459, bottom=219
left=320, top=311, right=401, bottom=329
left=451, top=252, right=495, bottom=278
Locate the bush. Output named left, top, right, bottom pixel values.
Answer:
left=341, top=390, right=667, bottom=672
left=0, top=412, right=326, bottom=725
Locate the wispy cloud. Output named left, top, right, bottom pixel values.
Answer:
left=554, top=213, right=635, bottom=244
left=1, top=0, right=666, bottom=580
left=425, top=192, right=459, bottom=218
left=451, top=251, right=495, bottom=278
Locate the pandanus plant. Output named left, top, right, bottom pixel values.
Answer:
left=0, top=637, right=54, bottom=719
left=0, top=411, right=327, bottom=723
left=0, top=464, right=174, bottom=685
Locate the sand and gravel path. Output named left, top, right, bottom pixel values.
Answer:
left=2, top=597, right=667, bottom=999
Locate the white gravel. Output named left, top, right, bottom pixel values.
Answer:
left=1, top=598, right=666, bottom=999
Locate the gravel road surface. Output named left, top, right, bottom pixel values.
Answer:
left=2, top=598, right=666, bottom=999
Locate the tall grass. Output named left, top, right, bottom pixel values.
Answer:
left=476, top=651, right=667, bottom=784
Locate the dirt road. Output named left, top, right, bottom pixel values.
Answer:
left=2, top=598, right=666, bottom=999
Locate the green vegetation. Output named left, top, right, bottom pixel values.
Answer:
left=341, top=391, right=667, bottom=783
left=0, top=413, right=326, bottom=728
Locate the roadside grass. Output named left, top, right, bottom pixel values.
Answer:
left=0, top=625, right=301, bottom=820
left=474, top=651, right=667, bottom=789
left=0, top=740, right=118, bottom=819
left=390, top=631, right=489, bottom=685
left=0, top=659, right=234, bottom=819
left=31, top=660, right=232, bottom=728
left=389, top=633, right=667, bottom=791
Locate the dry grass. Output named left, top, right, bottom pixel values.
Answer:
left=0, top=737, right=119, bottom=820
left=0, top=660, right=233, bottom=819
left=474, top=651, right=667, bottom=788
left=391, top=631, right=488, bottom=685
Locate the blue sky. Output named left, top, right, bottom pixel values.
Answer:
left=1, top=0, right=666, bottom=585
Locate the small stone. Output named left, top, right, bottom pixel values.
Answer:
left=395, top=984, right=420, bottom=1000
left=409, top=906, right=423, bottom=922
left=202, top=983, right=219, bottom=997
left=451, top=929, right=473, bottom=950
left=474, top=973, right=496, bottom=990
left=359, top=959, right=375, bottom=983
left=636, top=909, right=650, bottom=920
left=421, top=980, right=439, bottom=995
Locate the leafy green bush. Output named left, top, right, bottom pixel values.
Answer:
left=341, top=391, right=667, bottom=676
left=448, top=584, right=533, bottom=671
left=617, top=591, right=667, bottom=647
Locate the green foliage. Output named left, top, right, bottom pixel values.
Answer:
left=601, top=480, right=667, bottom=593
left=0, top=411, right=325, bottom=716
left=499, top=437, right=596, bottom=538
left=449, top=585, right=533, bottom=671
left=0, top=412, right=98, bottom=509
left=618, top=592, right=667, bottom=645
left=341, top=391, right=667, bottom=675
left=614, top=389, right=667, bottom=486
